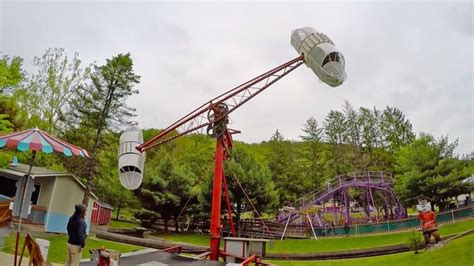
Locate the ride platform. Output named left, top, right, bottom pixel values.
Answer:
left=80, top=249, right=226, bottom=266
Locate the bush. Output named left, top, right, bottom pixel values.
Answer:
left=407, top=231, right=424, bottom=254
left=133, top=209, right=160, bottom=228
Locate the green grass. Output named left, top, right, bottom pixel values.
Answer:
left=267, top=219, right=474, bottom=254
left=151, top=232, right=226, bottom=249
left=150, top=219, right=473, bottom=254
left=111, top=208, right=135, bottom=221
left=2, top=233, right=144, bottom=264
left=152, top=232, right=211, bottom=247
left=108, top=219, right=140, bottom=229
left=268, top=233, right=474, bottom=265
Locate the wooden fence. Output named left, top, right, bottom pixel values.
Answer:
left=0, top=200, right=11, bottom=226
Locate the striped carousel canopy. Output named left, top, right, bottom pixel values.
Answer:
left=0, top=128, right=89, bottom=157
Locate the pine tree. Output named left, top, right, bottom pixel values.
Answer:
left=67, top=53, right=140, bottom=205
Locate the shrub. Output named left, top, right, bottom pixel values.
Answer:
left=407, top=231, right=424, bottom=254
left=133, top=209, right=160, bottom=228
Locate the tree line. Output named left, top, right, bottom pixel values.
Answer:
left=1, top=49, right=472, bottom=231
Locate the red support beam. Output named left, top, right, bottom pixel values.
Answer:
left=241, top=255, right=256, bottom=266
left=195, top=251, right=212, bottom=259
left=209, top=137, right=224, bottom=260
left=161, top=245, right=182, bottom=254
left=136, top=56, right=304, bottom=152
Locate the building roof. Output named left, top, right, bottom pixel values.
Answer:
left=5, top=163, right=63, bottom=176
left=0, top=163, right=98, bottom=200
left=96, top=201, right=113, bottom=209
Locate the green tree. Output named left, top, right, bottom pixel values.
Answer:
left=0, top=114, right=13, bottom=133
left=14, top=48, right=90, bottom=133
left=200, top=148, right=278, bottom=235
left=300, top=117, right=326, bottom=189
left=356, top=107, right=377, bottom=170
left=0, top=95, right=23, bottom=131
left=267, top=130, right=305, bottom=205
left=342, top=101, right=363, bottom=170
left=135, top=156, right=193, bottom=231
left=67, top=53, right=140, bottom=205
left=394, top=134, right=471, bottom=210
left=381, top=106, right=415, bottom=152
left=358, top=107, right=378, bottom=150
left=96, top=176, right=138, bottom=220
left=0, top=55, right=25, bottom=167
left=0, top=54, right=24, bottom=131
left=0, top=55, right=23, bottom=93
left=357, top=106, right=396, bottom=171
left=323, top=110, right=349, bottom=175
left=173, top=134, right=215, bottom=180
left=267, top=130, right=288, bottom=179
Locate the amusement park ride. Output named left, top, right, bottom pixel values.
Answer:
left=276, top=171, right=407, bottom=237
left=118, top=27, right=346, bottom=263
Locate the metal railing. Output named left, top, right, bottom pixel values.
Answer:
left=11, top=204, right=47, bottom=225
left=243, top=205, right=474, bottom=239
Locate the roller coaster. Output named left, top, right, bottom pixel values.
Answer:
left=277, top=171, right=406, bottom=227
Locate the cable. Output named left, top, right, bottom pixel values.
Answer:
left=227, top=165, right=293, bottom=266
left=174, top=195, right=193, bottom=225
left=173, top=174, right=208, bottom=225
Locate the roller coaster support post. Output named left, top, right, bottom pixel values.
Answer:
left=306, top=213, right=317, bottom=239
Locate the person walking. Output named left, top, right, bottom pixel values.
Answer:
left=65, top=204, right=87, bottom=266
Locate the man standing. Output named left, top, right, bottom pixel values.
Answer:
left=65, top=204, right=87, bottom=266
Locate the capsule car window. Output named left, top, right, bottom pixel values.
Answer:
left=322, top=52, right=344, bottom=67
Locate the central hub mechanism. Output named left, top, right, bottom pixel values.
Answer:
left=207, top=102, right=229, bottom=138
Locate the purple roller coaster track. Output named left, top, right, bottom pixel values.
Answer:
left=277, top=171, right=406, bottom=227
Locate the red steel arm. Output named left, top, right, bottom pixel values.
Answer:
left=136, top=56, right=304, bottom=152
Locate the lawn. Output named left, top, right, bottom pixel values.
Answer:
left=111, top=208, right=135, bottom=221
left=2, top=233, right=144, bottom=264
left=108, top=219, right=140, bottom=229
left=267, top=218, right=474, bottom=254
left=268, top=233, right=474, bottom=265
left=152, top=219, right=473, bottom=254
left=152, top=232, right=211, bottom=247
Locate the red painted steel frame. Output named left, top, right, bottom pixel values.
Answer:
left=209, top=137, right=224, bottom=260
left=161, top=245, right=182, bottom=253
left=136, top=56, right=304, bottom=152
left=135, top=56, right=305, bottom=261
left=242, top=255, right=256, bottom=266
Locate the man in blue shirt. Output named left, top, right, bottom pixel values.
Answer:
left=65, top=204, right=87, bottom=266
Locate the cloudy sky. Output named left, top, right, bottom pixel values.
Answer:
left=1, top=1, right=472, bottom=154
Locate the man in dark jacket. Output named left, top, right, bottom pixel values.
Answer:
left=65, top=204, right=87, bottom=266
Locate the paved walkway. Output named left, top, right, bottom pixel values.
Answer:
left=0, top=252, right=62, bottom=266
left=80, top=248, right=227, bottom=266
left=0, top=225, right=13, bottom=247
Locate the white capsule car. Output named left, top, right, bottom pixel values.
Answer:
left=291, top=27, right=346, bottom=87
left=118, top=127, right=145, bottom=190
